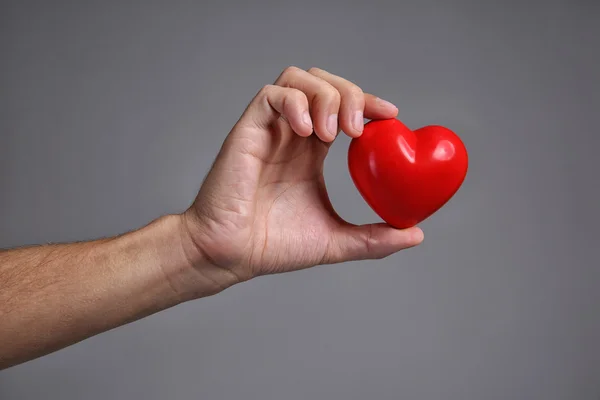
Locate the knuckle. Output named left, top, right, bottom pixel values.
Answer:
left=364, top=225, right=385, bottom=259
left=282, top=88, right=307, bottom=111
left=280, top=91, right=294, bottom=113
left=285, top=87, right=305, bottom=99
left=346, top=85, right=364, bottom=101
left=365, top=226, right=375, bottom=253
left=288, top=88, right=308, bottom=104
left=258, top=84, right=276, bottom=96
left=318, top=84, right=340, bottom=104
left=282, top=65, right=302, bottom=77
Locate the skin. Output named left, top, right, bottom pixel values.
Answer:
left=0, top=67, right=424, bottom=370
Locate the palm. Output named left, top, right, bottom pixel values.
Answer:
left=248, top=124, right=342, bottom=275
left=191, top=119, right=343, bottom=277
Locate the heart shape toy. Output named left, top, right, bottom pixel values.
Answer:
left=348, top=118, right=468, bottom=229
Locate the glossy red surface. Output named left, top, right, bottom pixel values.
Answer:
left=348, top=118, right=468, bottom=229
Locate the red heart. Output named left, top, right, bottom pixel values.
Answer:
left=348, top=118, right=468, bottom=229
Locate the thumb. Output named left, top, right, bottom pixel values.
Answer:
left=329, top=223, right=424, bottom=263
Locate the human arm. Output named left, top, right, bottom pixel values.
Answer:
left=0, top=215, right=229, bottom=369
left=0, top=67, right=424, bottom=370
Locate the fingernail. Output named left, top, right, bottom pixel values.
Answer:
left=376, top=97, right=398, bottom=110
left=353, top=110, right=364, bottom=133
left=302, top=111, right=313, bottom=128
left=327, top=114, right=338, bottom=137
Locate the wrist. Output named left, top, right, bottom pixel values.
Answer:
left=148, top=214, right=242, bottom=301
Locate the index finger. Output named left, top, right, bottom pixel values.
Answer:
left=363, top=93, right=399, bottom=121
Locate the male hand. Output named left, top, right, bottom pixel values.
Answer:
left=1, top=67, right=425, bottom=367
left=0, top=67, right=425, bottom=369
left=179, top=67, right=424, bottom=296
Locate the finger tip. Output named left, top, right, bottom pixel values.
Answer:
left=385, top=224, right=423, bottom=247
left=345, top=129, right=363, bottom=139
left=321, top=133, right=336, bottom=143
left=375, top=97, right=398, bottom=110
left=385, top=108, right=399, bottom=119
left=395, top=226, right=423, bottom=247
left=313, top=126, right=334, bottom=142
left=412, top=227, right=424, bottom=243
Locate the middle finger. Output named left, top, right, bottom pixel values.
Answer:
left=274, top=66, right=341, bottom=142
left=308, top=67, right=366, bottom=138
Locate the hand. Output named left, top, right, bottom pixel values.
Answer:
left=179, top=67, right=424, bottom=294
left=0, top=66, right=425, bottom=368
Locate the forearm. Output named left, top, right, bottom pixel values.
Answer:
left=0, top=214, right=224, bottom=370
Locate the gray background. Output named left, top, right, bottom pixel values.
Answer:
left=1, top=0, right=599, bottom=399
